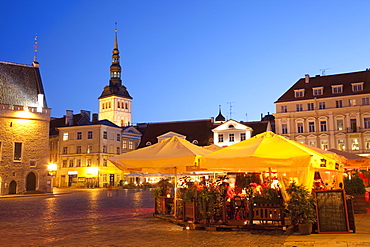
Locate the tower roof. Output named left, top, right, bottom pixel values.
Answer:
left=99, top=26, right=132, bottom=100
left=215, top=105, right=225, bottom=122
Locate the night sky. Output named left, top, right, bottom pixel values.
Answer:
left=2, top=0, right=370, bottom=124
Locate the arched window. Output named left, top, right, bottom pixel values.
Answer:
left=146, top=142, right=152, bottom=146
left=125, top=103, right=128, bottom=109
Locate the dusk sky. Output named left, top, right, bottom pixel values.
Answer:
left=2, top=1, right=370, bottom=124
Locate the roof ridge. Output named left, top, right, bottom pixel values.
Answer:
left=0, top=60, right=33, bottom=68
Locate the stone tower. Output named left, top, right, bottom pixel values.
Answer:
left=99, top=27, right=132, bottom=126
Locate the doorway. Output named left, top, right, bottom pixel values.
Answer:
left=26, top=172, right=36, bottom=191
left=9, top=180, right=17, bottom=194
left=109, top=174, right=115, bottom=186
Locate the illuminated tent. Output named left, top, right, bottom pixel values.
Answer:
left=109, top=136, right=212, bottom=173
left=200, top=131, right=344, bottom=191
left=109, top=136, right=213, bottom=215
left=328, top=149, right=370, bottom=168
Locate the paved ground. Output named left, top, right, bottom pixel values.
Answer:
left=0, top=188, right=369, bottom=247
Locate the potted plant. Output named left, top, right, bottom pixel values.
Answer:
left=344, top=176, right=367, bottom=214
left=286, top=183, right=316, bottom=235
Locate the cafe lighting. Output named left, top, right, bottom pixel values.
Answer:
left=48, top=163, right=57, bottom=171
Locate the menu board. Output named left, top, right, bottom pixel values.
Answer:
left=314, top=190, right=349, bottom=233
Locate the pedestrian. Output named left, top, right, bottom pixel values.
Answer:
left=107, top=185, right=113, bottom=197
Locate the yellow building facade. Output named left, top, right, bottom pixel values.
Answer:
left=274, top=70, right=370, bottom=156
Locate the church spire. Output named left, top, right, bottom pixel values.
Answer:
left=110, top=23, right=121, bottom=86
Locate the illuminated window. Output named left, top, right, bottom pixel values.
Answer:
left=309, top=141, right=316, bottom=147
left=229, top=134, right=235, bottom=142
left=218, top=134, right=224, bottom=143
left=76, top=146, right=81, bottom=154
left=321, top=140, right=328, bottom=150
left=63, top=133, right=69, bottom=141
left=240, top=133, right=246, bottom=141
left=87, top=145, right=92, bottom=153
left=337, top=119, right=344, bottom=131
left=88, top=131, right=93, bottom=139
left=103, top=131, right=108, bottom=139
left=338, top=140, right=345, bottom=151
left=103, top=174, right=107, bottom=182
left=296, top=104, right=303, bottom=112
left=307, top=103, right=314, bottom=111
left=123, top=140, right=127, bottom=149
left=349, top=99, right=356, bottom=106
left=129, top=141, right=133, bottom=150
left=352, top=139, right=359, bottom=150
left=366, top=139, right=370, bottom=150
left=63, top=147, right=68, bottom=154
left=86, top=159, right=92, bottom=167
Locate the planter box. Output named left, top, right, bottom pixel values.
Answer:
left=351, top=194, right=368, bottom=214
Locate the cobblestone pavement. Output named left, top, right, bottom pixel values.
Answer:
left=0, top=188, right=289, bottom=246
left=0, top=188, right=369, bottom=247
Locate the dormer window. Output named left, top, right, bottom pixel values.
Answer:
left=352, top=82, right=364, bottom=92
left=332, top=85, right=343, bottom=94
left=313, top=87, right=323, bottom=96
left=228, top=125, right=235, bottom=129
left=294, top=89, right=305, bottom=98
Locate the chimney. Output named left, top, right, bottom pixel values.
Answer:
left=92, top=113, right=99, bottom=123
left=65, top=110, right=73, bottom=126
left=305, top=74, right=309, bottom=84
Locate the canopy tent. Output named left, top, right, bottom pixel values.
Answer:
left=109, top=136, right=213, bottom=215
left=328, top=149, right=370, bottom=168
left=109, top=136, right=213, bottom=173
left=200, top=131, right=344, bottom=192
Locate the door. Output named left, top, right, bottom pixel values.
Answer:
left=9, top=180, right=17, bottom=194
left=26, top=172, right=36, bottom=191
left=109, top=174, right=115, bottom=186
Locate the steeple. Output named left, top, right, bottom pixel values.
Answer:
left=215, top=105, right=226, bottom=123
left=99, top=24, right=133, bottom=127
left=110, top=23, right=122, bottom=87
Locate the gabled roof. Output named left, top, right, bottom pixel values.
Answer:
left=0, top=61, right=47, bottom=107
left=137, top=119, right=217, bottom=148
left=276, top=69, right=370, bottom=103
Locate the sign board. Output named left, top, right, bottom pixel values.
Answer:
left=314, top=190, right=349, bottom=233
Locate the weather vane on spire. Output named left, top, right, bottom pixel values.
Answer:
left=115, top=22, right=118, bottom=32
left=33, top=34, right=38, bottom=62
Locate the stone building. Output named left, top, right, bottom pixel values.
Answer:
left=274, top=69, right=370, bottom=155
left=0, top=60, right=50, bottom=195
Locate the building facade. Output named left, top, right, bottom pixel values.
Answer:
left=274, top=70, right=370, bottom=156
left=57, top=120, right=126, bottom=188
left=0, top=60, right=50, bottom=195
left=99, top=28, right=133, bottom=127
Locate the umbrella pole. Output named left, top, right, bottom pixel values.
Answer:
left=173, top=166, right=177, bottom=217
